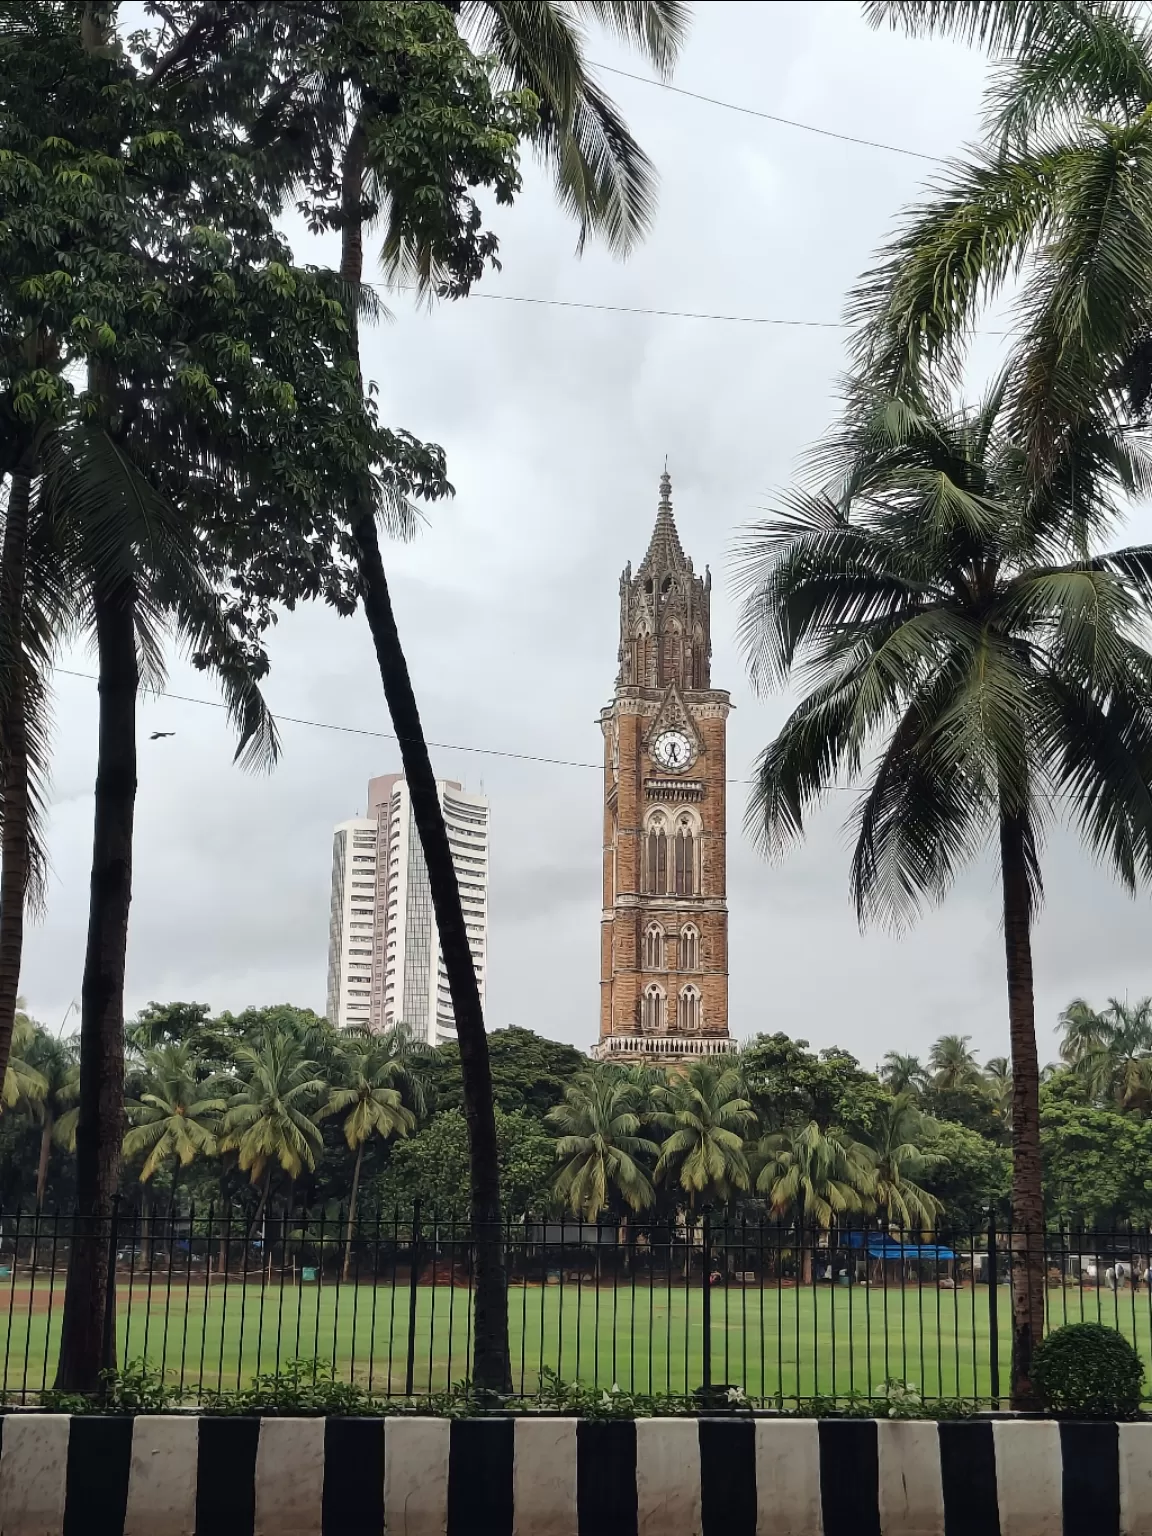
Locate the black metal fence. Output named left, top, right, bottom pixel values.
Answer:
left=3, top=1205, right=1152, bottom=1406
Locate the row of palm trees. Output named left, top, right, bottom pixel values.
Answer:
left=1058, top=997, right=1152, bottom=1114
left=549, top=1064, right=943, bottom=1246
left=881, top=1035, right=1013, bottom=1125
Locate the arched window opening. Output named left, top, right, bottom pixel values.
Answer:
left=680, top=924, right=700, bottom=971
left=644, top=923, right=665, bottom=970
left=678, top=985, right=700, bottom=1033
left=674, top=818, right=695, bottom=896
left=642, top=985, right=665, bottom=1033
left=646, top=816, right=668, bottom=894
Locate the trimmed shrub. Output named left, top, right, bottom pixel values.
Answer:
left=1032, top=1323, right=1144, bottom=1418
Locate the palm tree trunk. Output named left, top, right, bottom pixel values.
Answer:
left=54, top=580, right=136, bottom=1391
left=342, top=1141, right=364, bottom=1283
left=36, top=1106, right=54, bottom=1210
left=0, top=466, right=32, bottom=1104
left=999, top=810, right=1046, bottom=1408
left=339, top=125, right=509, bottom=1393
left=247, top=1166, right=272, bottom=1245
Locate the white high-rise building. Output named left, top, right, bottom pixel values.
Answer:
left=325, top=818, right=379, bottom=1028
left=325, top=775, right=489, bottom=1044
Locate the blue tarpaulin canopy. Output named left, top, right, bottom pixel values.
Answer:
left=841, top=1233, right=956, bottom=1260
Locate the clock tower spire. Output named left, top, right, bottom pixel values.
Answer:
left=596, top=471, right=735, bottom=1064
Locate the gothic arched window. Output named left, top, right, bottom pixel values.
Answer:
left=646, top=815, right=668, bottom=894
left=674, top=817, right=696, bottom=896
left=678, top=985, right=700, bottom=1032
left=642, top=985, right=665, bottom=1033
left=644, top=922, right=665, bottom=970
left=680, top=924, right=700, bottom=971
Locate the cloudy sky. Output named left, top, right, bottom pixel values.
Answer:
left=24, top=3, right=1152, bottom=1068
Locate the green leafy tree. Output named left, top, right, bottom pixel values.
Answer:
left=427, top=1028, right=587, bottom=1122
left=371, top=1109, right=555, bottom=1216
left=221, top=1034, right=325, bottom=1234
left=735, top=380, right=1152, bottom=1404
left=741, top=1033, right=888, bottom=1134
left=319, top=1027, right=423, bottom=1279
left=1040, top=1077, right=1152, bottom=1224
left=920, top=1119, right=1011, bottom=1229
left=756, top=1121, right=875, bottom=1281
left=652, top=1063, right=756, bottom=1208
left=547, top=1072, right=658, bottom=1220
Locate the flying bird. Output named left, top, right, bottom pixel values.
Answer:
left=150, top=731, right=175, bottom=740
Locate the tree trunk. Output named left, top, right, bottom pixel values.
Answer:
left=54, top=580, right=136, bottom=1391
left=36, top=1106, right=54, bottom=1210
left=247, top=1165, right=272, bottom=1245
left=342, top=1140, right=365, bottom=1283
left=999, top=810, right=1046, bottom=1408
left=339, top=124, right=509, bottom=1392
left=0, top=466, right=32, bottom=1101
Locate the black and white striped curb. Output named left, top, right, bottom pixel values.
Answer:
left=0, top=1413, right=1148, bottom=1535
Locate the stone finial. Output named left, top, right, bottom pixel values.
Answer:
left=659, top=467, right=672, bottom=508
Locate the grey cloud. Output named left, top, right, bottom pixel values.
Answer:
left=25, top=5, right=1151, bottom=1071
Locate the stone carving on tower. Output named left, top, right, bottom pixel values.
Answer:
left=594, top=471, right=735, bottom=1065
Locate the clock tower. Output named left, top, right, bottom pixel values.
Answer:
left=594, top=471, right=736, bottom=1064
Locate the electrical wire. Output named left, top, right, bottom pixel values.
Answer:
left=589, top=60, right=945, bottom=164
left=53, top=665, right=804, bottom=788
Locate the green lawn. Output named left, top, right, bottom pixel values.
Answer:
left=3, top=1276, right=1151, bottom=1404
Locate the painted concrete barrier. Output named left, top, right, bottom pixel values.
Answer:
left=0, top=1412, right=1144, bottom=1535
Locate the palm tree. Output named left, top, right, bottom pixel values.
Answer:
left=735, top=381, right=1152, bottom=1405
left=21, top=1026, right=78, bottom=1209
left=1059, top=995, right=1152, bottom=1110
left=984, top=1056, right=1013, bottom=1128
left=122, top=1042, right=227, bottom=1186
left=1058, top=997, right=1112, bottom=1069
left=756, top=1122, right=875, bottom=1282
left=856, top=2, right=1152, bottom=478
left=221, top=1034, right=325, bottom=1236
left=862, top=1093, right=944, bottom=1232
left=318, top=1028, right=422, bottom=1280
left=547, top=1072, right=659, bottom=1221
left=928, top=1035, right=982, bottom=1091
left=652, top=1063, right=756, bottom=1208
left=2, top=1009, right=47, bottom=1114
left=318, top=1, right=687, bottom=1392
left=879, top=1052, right=928, bottom=1096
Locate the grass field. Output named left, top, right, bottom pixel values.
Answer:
left=4, top=1276, right=1152, bottom=1404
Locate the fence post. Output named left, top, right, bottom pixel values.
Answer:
left=987, top=1212, right=1000, bottom=1407
left=404, top=1200, right=422, bottom=1397
left=701, top=1210, right=712, bottom=1395
left=103, top=1194, right=120, bottom=1376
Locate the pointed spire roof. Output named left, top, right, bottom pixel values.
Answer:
left=637, top=466, right=690, bottom=578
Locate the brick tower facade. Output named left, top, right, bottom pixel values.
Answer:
left=593, top=472, right=736, bottom=1065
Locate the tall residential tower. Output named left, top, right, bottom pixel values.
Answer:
left=325, top=775, right=489, bottom=1043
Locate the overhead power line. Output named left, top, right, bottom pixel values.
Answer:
left=589, top=61, right=945, bottom=164
left=54, top=666, right=791, bottom=788
left=385, top=285, right=848, bottom=328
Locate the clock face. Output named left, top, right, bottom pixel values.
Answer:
left=652, top=729, right=694, bottom=772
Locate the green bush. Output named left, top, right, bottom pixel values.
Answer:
left=1032, top=1323, right=1144, bottom=1418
